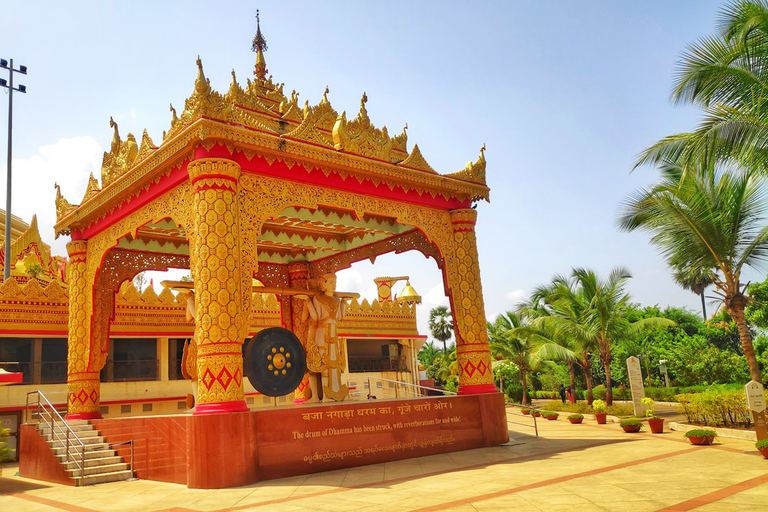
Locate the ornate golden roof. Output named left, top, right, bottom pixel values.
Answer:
left=54, top=20, right=489, bottom=238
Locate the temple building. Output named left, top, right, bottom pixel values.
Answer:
left=9, top=15, right=505, bottom=488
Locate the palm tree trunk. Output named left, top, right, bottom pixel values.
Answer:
left=729, top=304, right=763, bottom=384
left=442, top=339, right=447, bottom=352
left=604, top=355, right=614, bottom=406
left=521, top=367, right=528, bottom=405
left=581, top=358, right=594, bottom=405
left=700, top=292, right=707, bottom=320
left=567, top=361, right=576, bottom=398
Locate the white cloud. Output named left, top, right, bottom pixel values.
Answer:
left=506, top=289, right=527, bottom=305
left=1, top=136, right=103, bottom=256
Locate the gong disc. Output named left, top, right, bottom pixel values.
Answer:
left=244, top=327, right=306, bottom=397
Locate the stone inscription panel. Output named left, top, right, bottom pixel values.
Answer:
left=255, top=396, right=483, bottom=478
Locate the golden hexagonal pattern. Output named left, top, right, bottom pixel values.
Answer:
left=189, top=158, right=247, bottom=406
left=447, top=209, right=494, bottom=387
left=65, top=240, right=103, bottom=416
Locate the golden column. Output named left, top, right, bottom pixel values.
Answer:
left=66, top=240, right=102, bottom=419
left=446, top=209, right=497, bottom=395
left=188, top=158, right=249, bottom=414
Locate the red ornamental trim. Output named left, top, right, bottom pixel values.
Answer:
left=453, top=227, right=475, bottom=233
left=217, top=366, right=234, bottom=390
left=193, top=182, right=236, bottom=193
left=193, top=400, right=249, bottom=415
left=457, top=383, right=498, bottom=395
left=201, top=368, right=217, bottom=390
left=451, top=219, right=476, bottom=226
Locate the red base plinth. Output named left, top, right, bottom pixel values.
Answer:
left=66, top=411, right=103, bottom=420
left=193, top=400, right=249, bottom=415
left=457, top=383, right=499, bottom=395
left=29, top=393, right=509, bottom=489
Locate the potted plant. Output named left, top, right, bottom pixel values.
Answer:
left=542, top=411, right=559, bottom=421
left=620, top=418, right=643, bottom=433
left=521, top=408, right=531, bottom=415
left=531, top=410, right=542, bottom=417
left=642, top=397, right=664, bottom=434
left=684, top=429, right=717, bottom=445
left=592, top=399, right=607, bottom=424
left=568, top=413, right=584, bottom=424
left=756, top=439, right=768, bottom=459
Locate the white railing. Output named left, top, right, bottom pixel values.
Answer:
left=347, top=376, right=457, bottom=400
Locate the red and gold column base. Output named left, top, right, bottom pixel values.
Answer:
left=67, top=372, right=102, bottom=420
left=457, top=383, right=499, bottom=395
left=193, top=400, right=250, bottom=415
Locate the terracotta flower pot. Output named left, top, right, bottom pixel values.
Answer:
left=648, top=417, right=664, bottom=434
left=622, top=425, right=641, bottom=433
left=568, top=418, right=583, bottom=424
left=544, top=415, right=558, bottom=421
left=758, top=446, right=768, bottom=459
left=532, top=411, right=541, bottom=417
left=687, top=435, right=715, bottom=445
left=595, top=413, right=607, bottom=424
left=521, top=410, right=531, bottom=415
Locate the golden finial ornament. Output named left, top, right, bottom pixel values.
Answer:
left=252, top=10, right=269, bottom=79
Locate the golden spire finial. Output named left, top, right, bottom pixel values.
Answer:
left=109, top=116, right=120, bottom=151
left=194, top=56, right=208, bottom=94
left=252, top=10, right=269, bottom=79
left=358, top=92, right=369, bottom=125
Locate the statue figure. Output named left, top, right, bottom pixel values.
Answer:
left=301, top=273, right=350, bottom=402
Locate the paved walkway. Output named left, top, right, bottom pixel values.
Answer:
left=1, top=408, right=767, bottom=511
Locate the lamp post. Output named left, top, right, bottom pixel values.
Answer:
left=0, top=58, right=27, bottom=281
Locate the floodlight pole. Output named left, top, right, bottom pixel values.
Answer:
left=1, top=58, right=27, bottom=281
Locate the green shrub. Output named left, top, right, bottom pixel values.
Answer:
left=542, top=411, right=558, bottom=418
left=675, top=386, right=764, bottom=428
left=756, top=439, right=768, bottom=449
left=620, top=419, right=643, bottom=428
left=0, top=427, right=13, bottom=463
left=684, top=429, right=716, bottom=438
left=506, top=385, right=524, bottom=404
left=568, top=413, right=583, bottom=420
left=592, top=399, right=607, bottom=413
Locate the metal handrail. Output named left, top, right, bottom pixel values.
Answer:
left=26, top=390, right=87, bottom=483
left=350, top=375, right=459, bottom=400
left=505, top=401, right=539, bottom=437
left=110, top=440, right=135, bottom=480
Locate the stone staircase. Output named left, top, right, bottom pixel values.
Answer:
left=38, top=420, right=133, bottom=485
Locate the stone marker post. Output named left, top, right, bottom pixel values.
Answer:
left=626, top=356, right=646, bottom=417
left=745, top=380, right=767, bottom=441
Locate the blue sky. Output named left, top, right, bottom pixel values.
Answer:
left=0, top=1, right=742, bottom=340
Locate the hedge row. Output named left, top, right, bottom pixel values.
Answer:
left=676, top=386, right=768, bottom=428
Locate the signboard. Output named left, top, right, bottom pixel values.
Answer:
left=626, top=356, right=646, bottom=417
left=746, top=380, right=765, bottom=413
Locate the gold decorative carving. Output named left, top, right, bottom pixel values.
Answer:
left=135, top=129, right=157, bottom=164
left=81, top=173, right=101, bottom=203
left=55, top=183, right=77, bottom=222
left=332, top=93, right=407, bottom=164
left=447, top=144, right=487, bottom=188
left=101, top=117, right=139, bottom=188
left=188, top=158, right=248, bottom=406
left=398, top=144, right=436, bottom=174
left=445, top=208, right=494, bottom=388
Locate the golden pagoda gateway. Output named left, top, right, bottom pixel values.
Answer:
left=51, top=15, right=494, bottom=420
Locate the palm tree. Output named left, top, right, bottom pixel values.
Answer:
left=428, top=306, right=454, bottom=352
left=533, top=269, right=673, bottom=405
left=636, top=1, right=768, bottom=175
left=487, top=311, right=543, bottom=404
left=673, top=265, right=715, bottom=319
left=619, top=163, right=768, bottom=384
left=417, top=341, right=442, bottom=369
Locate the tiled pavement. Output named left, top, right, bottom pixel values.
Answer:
left=1, top=408, right=766, bottom=511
